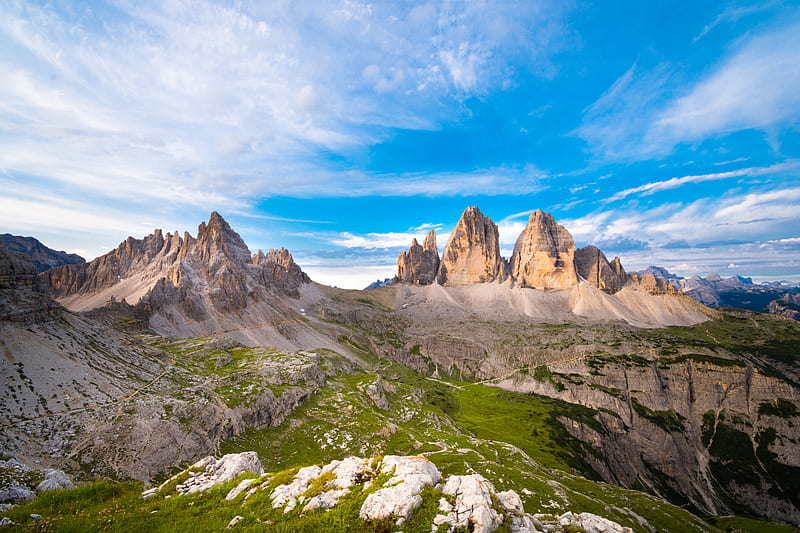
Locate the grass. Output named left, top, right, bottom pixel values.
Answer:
left=708, top=515, right=800, bottom=533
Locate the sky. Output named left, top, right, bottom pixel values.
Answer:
left=1, top=0, right=799, bottom=289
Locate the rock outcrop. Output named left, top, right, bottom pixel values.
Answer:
left=627, top=273, right=680, bottom=295
left=509, top=210, right=577, bottom=289
left=437, top=207, right=507, bottom=286
left=0, top=234, right=84, bottom=273
left=396, top=230, right=439, bottom=285
left=147, top=452, right=633, bottom=533
left=574, top=245, right=627, bottom=294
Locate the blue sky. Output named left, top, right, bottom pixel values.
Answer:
left=1, top=0, right=799, bottom=288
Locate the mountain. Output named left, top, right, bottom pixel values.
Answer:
left=642, top=266, right=800, bottom=317
left=395, top=207, right=702, bottom=328
left=40, top=212, right=342, bottom=350
left=364, top=277, right=393, bottom=290
left=0, top=234, right=84, bottom=272
left=6, top=208, right=799, bottom=528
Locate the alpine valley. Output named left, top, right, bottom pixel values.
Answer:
left=1, top=209, right=799, bottom=533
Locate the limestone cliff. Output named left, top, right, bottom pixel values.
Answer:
left=396, top=230, right=439, bottom=285
left=509, top=210, right=577, bottom=289
left=437, top=207, right=507, bottom=286
left=574, top=245, right=627, bottom=294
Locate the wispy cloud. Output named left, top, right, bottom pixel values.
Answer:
left=606, top=162, right=799, bottom=201
left=0, top=0, right=568, bottom=214
left=654, top=19, right=800, bottom=143
left=577, top=16, right=800, bottom=160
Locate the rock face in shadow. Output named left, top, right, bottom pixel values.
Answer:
left=509, top=210, right=577, bottom=289
left=574, top=245, right=627, bottom=294
left=397, top=230, right=439, bottom=285
left=0, top=234, right=85, bottom=272
left=0, top=244, right=60, bottom=323
left=437, top=207, right=507, bottom=286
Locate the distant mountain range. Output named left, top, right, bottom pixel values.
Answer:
left=636, top=266, right=800, bottom=320
left=0, top=234, right=84, bottom=272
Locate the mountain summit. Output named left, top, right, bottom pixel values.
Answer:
left=42, top=212, right=313, bottom=346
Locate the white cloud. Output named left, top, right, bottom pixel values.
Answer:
left=606, top=162, right=799, bottom=201
left=577, top=17, right=800, bottom=160
left=0, top=0, right=568, bottom=218
left=654, top=19, right=800, bottom=141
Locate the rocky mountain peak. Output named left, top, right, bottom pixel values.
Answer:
left=509, top=209, right=577, bottom=289
left=397, top=230, right=439, bottom=285
left=194, top=212, right=251, bottom=266
left=437, top=206, right=507, bottom=286
left=574, top=245, right=627, bottom=294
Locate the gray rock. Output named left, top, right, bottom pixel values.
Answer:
left=36, top=470, right=73, bottom=492
left=0, top=485, right=34, bottom=503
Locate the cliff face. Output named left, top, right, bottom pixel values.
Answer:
left=509, top=210, right=578, bottom=289
left=574, top=245, right=627, bottom=294
left=0, top=244, right=60, bottom=323
left=437, top=207, right=507, bottom=286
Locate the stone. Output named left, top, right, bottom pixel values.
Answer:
left=497, top=489, right=525, bottom=515
left=558, top=511, right=631, bottom=533
left=226, top=515, right=244, bottom=529
left=225, top=478, right=257, bottom=501
left=211, top=452, right=263, bottom=485
left=509, top=210, right=577, bottom=289
left=574, top=246, right=628, bottom=294
left=0, top=485, right=34, bottom=503
left=397, top=230, right=440, bottom=285
left=359, top=456, right=441, bottom=524
left=438, top=207, right=507, bottom=286
left=36, top=470, right=73, bottom=492
left=302, top=489, right=349, bottom=513
left=270, top=465, right=323, bottom=510
left=439, top=474, right=502, bottom=533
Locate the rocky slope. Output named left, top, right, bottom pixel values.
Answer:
left=0, top=235, right=84, bottom=272
left=138, top=452, right=638, bottom=533
left=1, top=246, right=352, bottom=483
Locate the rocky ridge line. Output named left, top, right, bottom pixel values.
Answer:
left=396, top=206, right=681, bottom=296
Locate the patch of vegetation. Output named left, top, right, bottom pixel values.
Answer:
left=658, top=353, right=746, bottom=368
left=707, top=422, right=761, bottom=488
left=532, top=365, right=565, bottom=391
left=630, top=397, right=687, bottom=432
left=588, top=383, right=624, bottom=399
left=708, top=515, right=800, bottom=533
left=758, top=399, right=799, bottom=419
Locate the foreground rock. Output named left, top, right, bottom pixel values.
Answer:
left=145, top=452, right=634, bottom=532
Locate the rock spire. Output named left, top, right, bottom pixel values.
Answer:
left=396, top=230, right=440, bottom=285
left=574, top=245, right=627, bottom=294
left=437, top=207, right=507, bottom=286
left=508, top=210, right=577, bottom=289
